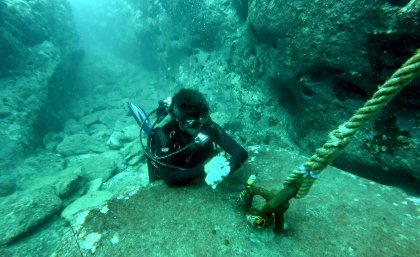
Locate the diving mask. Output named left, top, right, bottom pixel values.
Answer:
left=181, top=116, right=209, bottom=130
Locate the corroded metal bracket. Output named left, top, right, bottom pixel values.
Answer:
left=240, top=183, right=299, bottom=234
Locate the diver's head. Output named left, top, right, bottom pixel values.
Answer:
left=170, top=89, right=210, bottom=135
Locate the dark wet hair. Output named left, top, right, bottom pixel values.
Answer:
left=170, top=88, right=209, bottom=119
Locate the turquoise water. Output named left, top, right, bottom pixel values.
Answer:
left=0, top=1, right=418, bottom=256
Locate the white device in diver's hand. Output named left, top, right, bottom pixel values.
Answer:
left=204, top=156, right=230, bottom=189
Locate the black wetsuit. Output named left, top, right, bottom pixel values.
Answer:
left=147, top=119, right=248, bottom=186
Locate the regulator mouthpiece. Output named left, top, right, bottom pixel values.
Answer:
left=194, top=133, right=209, bottom=145
left=163, top=97, right=172, bottom=108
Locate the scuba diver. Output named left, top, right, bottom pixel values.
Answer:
left=129, top=88, right=248, bottom=188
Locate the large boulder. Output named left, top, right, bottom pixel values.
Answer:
left=78, top=152, right=118, bottom=181
left=13, top=150, right=66, bottom=190
left=0, top=0, right=78, bottom=72
left=61, top=190, right=113, bottom=222
left=102, top=164, right=149, bottom=195
left=55, top=134, right=108, bottom=156
left=0, top=41, right=61, bottom=171
left=0, top=187, right=62, bottom=245
left=0, top=0, right=79, bottom=172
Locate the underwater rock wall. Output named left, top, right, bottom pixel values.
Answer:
left=0, top=0, right=79, bottom=171
left=247, top=0, right=420, bottom=181
left=125, top=0, right=420, bottom=181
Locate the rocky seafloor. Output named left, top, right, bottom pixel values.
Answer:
left=0, top=0, right=419, bottom=256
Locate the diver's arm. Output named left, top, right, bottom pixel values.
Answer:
left=162, top=166, right=206, bottom=187
left=208, top=121, right=248, bottom=174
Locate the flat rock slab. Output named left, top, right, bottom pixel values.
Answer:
left=56, top=134, right=107, bottom=156
left=61, top=190, right=113, bottom=222
left=0, top=187, right=62, bottom=245
left=53, top=147, right=419, bottom=256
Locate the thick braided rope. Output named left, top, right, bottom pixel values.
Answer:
left=284, top=49, right=420, bottom=199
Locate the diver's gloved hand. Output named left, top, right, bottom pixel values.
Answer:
left=204, top=156, right=230, bottom=189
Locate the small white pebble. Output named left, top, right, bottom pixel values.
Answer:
left=406, top=197, right=420, bottom=205
left=353, top=198, right=359, bottom=202
left=81, top=232, right=102, bottom=254
left=248, top=145, right=261, bottom=154
left=344, top=173, right=357, bottom=179
left=402, top=201, right=408, bottom=205
left=392, top=202, right=398, bottom=207
left=404, top=213, right=413, bottom=219
left=100, top=205, right=109, bottom=214
left=128, top=190, right=137, bottom=196
left=111, top=234, right=119, bottom=245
